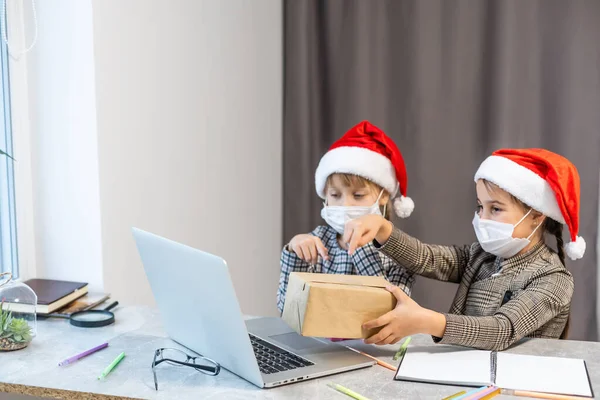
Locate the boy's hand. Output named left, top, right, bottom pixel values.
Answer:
left=288, top=234, right=329, bottom=264
left=343, top=214, right=393, bottom=255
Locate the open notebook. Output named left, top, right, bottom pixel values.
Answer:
left=395, top=346, right=593, bottom=398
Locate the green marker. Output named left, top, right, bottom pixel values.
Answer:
left=327, top=383, right=371, bottom=400
left=98, top=352, right=125, bottom=380
left=393, top=336, right=412, bottom=361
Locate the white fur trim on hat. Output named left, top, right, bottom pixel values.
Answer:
left=565, top=236, right=586, bottom=260
left=315, top=146, right=398, bottom=198
left=474, top=155, right=565, bottom=224
left=394, top=196, right=414, bottom=218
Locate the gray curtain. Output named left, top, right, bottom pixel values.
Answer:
left=284, top=0, right=600, bottom=340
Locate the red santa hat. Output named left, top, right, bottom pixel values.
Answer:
left=314, top=120, right=414, bottom=218
left=474, top=148, right=585, bottom=260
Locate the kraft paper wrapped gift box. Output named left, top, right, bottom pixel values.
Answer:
left=281, top=272, right=396, bottom=339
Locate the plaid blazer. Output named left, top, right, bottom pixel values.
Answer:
left=277, top=225, right=415, bottom=313
left=378, top=228, right=574, bottom=351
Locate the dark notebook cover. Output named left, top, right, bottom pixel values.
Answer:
left=23, top=279, right=88, bottom=305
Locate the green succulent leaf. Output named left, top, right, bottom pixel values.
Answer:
left=0, top=304, right=33, bottom=344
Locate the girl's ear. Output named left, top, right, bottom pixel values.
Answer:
left=531, top=210, right=546, bottom=226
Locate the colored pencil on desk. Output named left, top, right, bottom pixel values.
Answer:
left=502, top=389, right=590, bottom=400
left=453, top=387, right=490, bottom=400
left=58, top=342, right=109, bottom=366
left=463, top=386, right=499, bottom=400
left=98, top=352, right=125, bottom=380
left=327, top=383, right=371, bottom=400
left=479, top=387, right=501, bottom=400
left=344, top=346, right=397, bottom=372
left=393, top=336, right=412, bottom=361
left=442, top=390, right=467, bottom=400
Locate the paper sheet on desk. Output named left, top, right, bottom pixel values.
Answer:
left=395, top=347, right=492, bottom=387
left=395, top=345, right=593, bottom=398
left=495, top=353, right=592, bottom=397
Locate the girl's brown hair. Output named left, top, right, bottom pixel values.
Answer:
left=483, top=180, right=570, bottom=339
left=326, top=173, right=392, bottom=220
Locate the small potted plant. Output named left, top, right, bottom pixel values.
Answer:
left=0, top=301, right=33, bottom=351
left=1, top=152, right=35, bottom=351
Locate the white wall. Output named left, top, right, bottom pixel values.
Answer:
left=91, top=0, right=282, bottom=315
left=19, top=0, right=282, bottom=316
left=25, top=0, right=104, bottom=291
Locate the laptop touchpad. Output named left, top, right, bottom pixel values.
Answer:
left=269, top=333, right=328, bottom=351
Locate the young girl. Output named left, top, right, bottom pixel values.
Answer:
left=344, top=148, right=584, bottom=351
left=277, top=120, right=416, bottom=314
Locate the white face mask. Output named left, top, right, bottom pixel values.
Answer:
left=472, top=209, right=542, bottom=259
left=321, top=190, right=386, bottom=235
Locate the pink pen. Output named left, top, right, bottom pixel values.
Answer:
left=58, top=342, right=109, bottom=366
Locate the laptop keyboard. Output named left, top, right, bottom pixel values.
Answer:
left=249, top=334, right=314, bottom=375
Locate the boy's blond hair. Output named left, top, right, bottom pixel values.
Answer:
left=325, top=173, right=392, bottom=220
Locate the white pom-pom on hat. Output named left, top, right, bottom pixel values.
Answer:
left=565, top=236, right=586, bottom=260
left=393, top=196, right=414, bottom=218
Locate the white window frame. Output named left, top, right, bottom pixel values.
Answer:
left=3, top=1, right=37, bottom=282
left=0, top=26, right=17, bottom=278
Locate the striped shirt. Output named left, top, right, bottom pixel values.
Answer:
left=277, top=225, right=415, bottom=313
left=378, top=228, right=574, bottom=351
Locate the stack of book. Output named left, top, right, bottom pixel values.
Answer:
left=2, top=279, right=110, bottom=317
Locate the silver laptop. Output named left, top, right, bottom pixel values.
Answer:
left=132, top=228, right=374, bottom=388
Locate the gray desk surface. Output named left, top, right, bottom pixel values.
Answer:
left=0, top=306, right=597, bottom=399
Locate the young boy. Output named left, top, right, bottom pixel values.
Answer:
left=277, top=120, right=416, bottom=313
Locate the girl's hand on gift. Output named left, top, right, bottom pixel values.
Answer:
left=363, top=285, right=446, bottom=345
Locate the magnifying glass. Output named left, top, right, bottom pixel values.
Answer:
left=69, top=301, right=119, bottom=328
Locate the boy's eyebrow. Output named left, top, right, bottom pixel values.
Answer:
left=479, top=199, right=507, bottom=206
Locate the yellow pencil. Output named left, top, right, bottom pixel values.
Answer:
left=442, top=390, right=467, bottom=400
left=480, top=387, right=501, bottom=399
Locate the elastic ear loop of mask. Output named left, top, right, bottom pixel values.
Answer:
left=525, top=210, right=544, bottom=240
left=513, top=209, right=543, bottom=240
